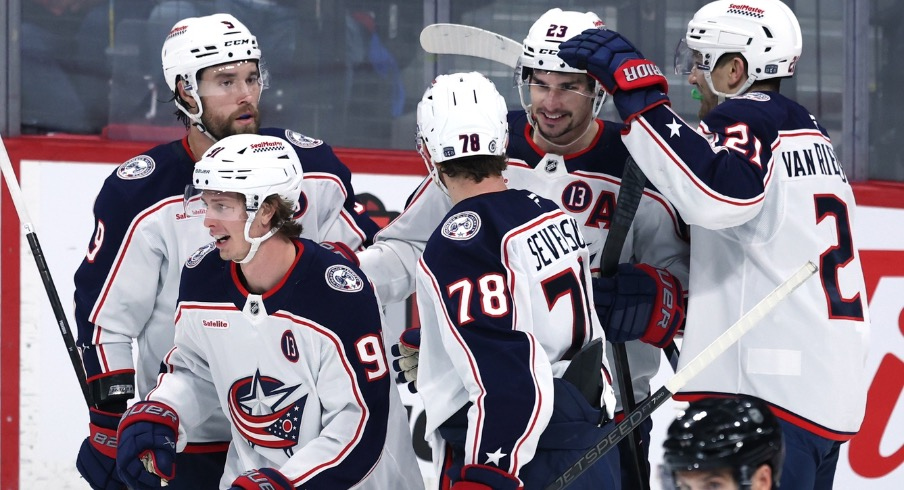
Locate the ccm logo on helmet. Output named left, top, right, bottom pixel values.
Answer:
left=539, top=48, right=559, bottom=55
left=224, top=39, right=252, bottom=46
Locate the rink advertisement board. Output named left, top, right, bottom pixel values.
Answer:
left=2, top=136, right=903, bottom=488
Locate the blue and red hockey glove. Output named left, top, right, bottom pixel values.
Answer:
left=558, top=29, right=670, bottom=123
left=228, top=468, right=294, bottom=490
left=116, top=401, right=179, bottom=490
left=76, top=407, right=127, bottom=490
left=593, top=263, right=684, bottom=348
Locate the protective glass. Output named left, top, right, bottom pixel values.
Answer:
left=183, top=186, right=247, bottom=222
left=194, top=60, right=270, bottom=98
left=673, top=39, right=707, bottom=76
left=519, top=81, right=597, bottom=100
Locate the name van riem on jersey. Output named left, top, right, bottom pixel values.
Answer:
left=780, top=141, right=847, bottom=183
left=526, top=216, right=586, bottom=271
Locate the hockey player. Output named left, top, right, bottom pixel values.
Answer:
left=557, top=0, right=870, bottom=487
left=113, top=133, right=420, bottom=490
left=661, top=396, right=785, bottom=490
left=360, top=8, right=688, bottom=488
left=413, top=71, right=620, bottom=489
left=74, top=13, right=378, bottom=490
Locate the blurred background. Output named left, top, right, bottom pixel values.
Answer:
left=1, top=0, right=901, bottom=182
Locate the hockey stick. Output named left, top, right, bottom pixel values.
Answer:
left=601, top=158, right=681, bottom=371
left=420, top=23, right=684, bottom=369
left=598, top=156, right=652, bottom=490
left=420, top=24, right=521, bottom=68
left=0, top=136, right=94, bottom=408
left=545, top=261, right=818, bottom=490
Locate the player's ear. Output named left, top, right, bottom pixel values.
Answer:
left=177, top=79, right=199, bottom=113
left=257, top=200, right=278, bottom=228
left=750, top=463, right=773, bottom=489
left=728, top=56, right=747, bottom=86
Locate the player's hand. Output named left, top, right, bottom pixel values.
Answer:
left=390, top=327, right=420, bottom=393
left=320, top=241, right=360, bottom=266
left=558, top=28, right=669, bottom=122
left=592, top=263, right=684, bottom=348
left=228, top=468, right=293, bottom=490
left=116, top=401, right=179, bottom=490
left=76, top=408, right=127, bottom=490
left=452, top=464, right=519, bottom=490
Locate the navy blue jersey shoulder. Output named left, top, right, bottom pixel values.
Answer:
left=423, top=189, right=559, bottom=268
left=179, top=239, right=382, bottom=337
left=177, top=245, right=231, bottom=305
left=94, top=139, right=194, bottom=224
left=707, top=91, right=826, bottom=142
left=260, top=127, right=351, bottom=180
left=262, top=127, right=380, bottom=241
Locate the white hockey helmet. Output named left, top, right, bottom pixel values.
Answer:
left=675, top=0, right=802, bottom=98
left=161, top=13, right=265, bottom=129
left=516, top=8, right=607, bottom=118
left=416, top=72, right=508, bottom=194
left=189, top=134, right=302, bottom=263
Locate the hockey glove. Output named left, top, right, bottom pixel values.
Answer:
left=76, top=408, right=127, bottom=490
left=452, top=464, right=520, bottom=490
left=558, top=29, right=669, bottom=122
left=116, top=401, right=179, bottom=490
left=320, top=241, right=360, bottom=267
left=228, top=468, right=293, bottom=490
left=390, top=327, right=420, bottom=393
left=593, top=263, right=684, bottom=348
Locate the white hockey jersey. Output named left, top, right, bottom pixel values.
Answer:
left=416, top=189, right=612, bottom=483
left=149, top=238, right=421, bottom=488
left=623, top=93, right=870, bottom=438
left=359, top=111, right=689, bottom=406
left=74, top=129, right=377, bottom=405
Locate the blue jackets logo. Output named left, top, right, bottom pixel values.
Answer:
left=228, top=370, right=306, bottom=451
left=441, top=211, right=481, bottom=241
left=325, top=265, right=364, bottom=292
left=116, top=156, right=155, bottom=180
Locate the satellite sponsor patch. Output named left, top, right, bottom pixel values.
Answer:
left=186, top=241, right=217, bottom=268
left=285, top=130, right=323, bottom=148
left=325, top=264, right=364, bottom=292
left=117, top=156, right=155, bottom=180
left=441, top=211, right=481, bottom=241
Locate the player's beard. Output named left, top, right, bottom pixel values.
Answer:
left=532, top=107, right=585, bottom=145
left=203, top=105, right=261, bottom=141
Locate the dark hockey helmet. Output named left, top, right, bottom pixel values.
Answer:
left=662, top=395, right=784, bottom=489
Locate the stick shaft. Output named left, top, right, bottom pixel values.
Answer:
left=0, top=137, right=94, bottom=407
left=545, top=261, right=818, bottom=490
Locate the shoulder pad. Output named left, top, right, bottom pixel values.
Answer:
left=116, top=155, right=156, bottom=180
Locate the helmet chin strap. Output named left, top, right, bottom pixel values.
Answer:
left=235, top=212, right=279, bottom=264
left=418, top=143, right=451, bottom=197
left=702, top=70, right=756, bottom=104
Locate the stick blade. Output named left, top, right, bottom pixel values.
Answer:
left=420, top=24, right=522, bottom=68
